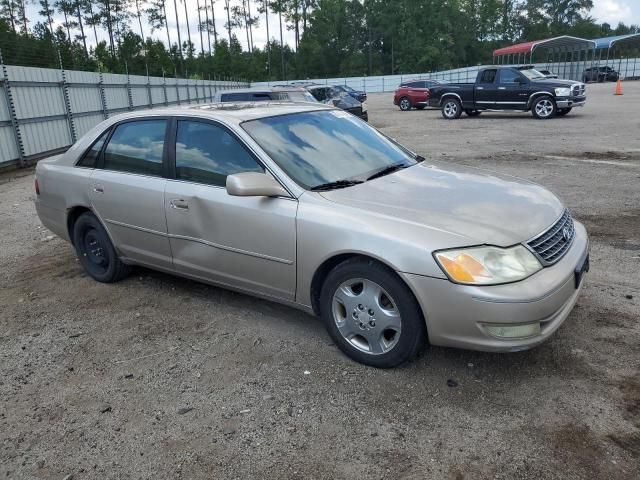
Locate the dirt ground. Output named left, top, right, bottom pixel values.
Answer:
left=1, top=82, right=639, bottom=479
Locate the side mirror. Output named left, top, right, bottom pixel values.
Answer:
left=226, top=172, right=289, bottom=198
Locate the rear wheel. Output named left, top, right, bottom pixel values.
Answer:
left=319, top=258, right=426, bottom=368
left=556, top=108, right=572, bottom=116
left=72, top=212, right=131, bottom=283
left=441, top=98, right=462, bottom=119
left=399, top=97, right=412, bottom=111
left=465, top=109, right=481, bottom=117
left=531, top=95, right=556, bottom=120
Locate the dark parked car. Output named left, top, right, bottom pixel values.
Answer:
left=332, top=84, right=367, bottom=103
left=582, top=66, right=619, bottom=83
left=306, top=85, right=368, bottom=121
left=428, top=66, right=586, bottom=120
left=393, top=79, right=443, bottom=111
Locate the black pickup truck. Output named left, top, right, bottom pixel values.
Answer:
left=428, top=66, right=586, bottom=120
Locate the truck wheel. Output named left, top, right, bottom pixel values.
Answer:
left=399, top=97, right=412, bottom=111
left=441, top=98, right=462, bottom=119
left=531, top=96, right=556, bottom=120
left=464, top=109, right=481, bottom=117
left=556, top=108, right=572, bottom=116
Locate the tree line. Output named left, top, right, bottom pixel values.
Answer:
left=0, top=0, right=638, bottom=80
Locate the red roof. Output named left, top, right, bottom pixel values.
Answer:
left=493, top=40, right=539, bottom=56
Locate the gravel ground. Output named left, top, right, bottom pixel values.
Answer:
left=1, top=81, right=639, bottom=480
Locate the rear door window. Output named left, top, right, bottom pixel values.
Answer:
left=77, top=130, right=109, bottom=168
left=479, top=69, right=497, bottom=83
left=103, top=120, right=167, bottom=176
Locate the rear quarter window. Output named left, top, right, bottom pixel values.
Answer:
left=77, top=130, right=109, bottom=168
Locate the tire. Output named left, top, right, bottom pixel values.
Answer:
left=556, top=108, right=572, bottom=116
left=319, top=258, right=426, bottom=368
left=72, top=212, right=131, bottom=283
left=415, top=105, right=426, bottom=110
left=399, top=97, right=412, bottom=111
left=464, top=109, right=481, bottom=117
left=531, top=95, right=556, bottom=120
left=441, top=97, right=462, bottom=119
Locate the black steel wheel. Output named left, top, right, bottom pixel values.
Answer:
left=72, top=212, right=131, bottom=283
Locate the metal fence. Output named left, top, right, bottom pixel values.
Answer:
left=0, top=59, right=248, bottom=169
left=254, top=58, right=640, bottom=93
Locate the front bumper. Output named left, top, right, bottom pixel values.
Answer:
left=401, top=221, right=589, bottom=352
left=556, top=96, right=586, bottom=109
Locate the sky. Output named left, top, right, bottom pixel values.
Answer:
left=22, top=0, right=640, bottom=54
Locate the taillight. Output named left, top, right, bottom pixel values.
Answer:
left=35, top=178, right=40, bottom=195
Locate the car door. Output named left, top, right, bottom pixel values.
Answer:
left=164, top=118, right=298, bottom=301
left=496, top=69, right=528, bottom=109
left=90, top=118, right=173, bottom=270
left=474, top=69, right=498, bottom=107
left=406, top=81, right=429, bottom=104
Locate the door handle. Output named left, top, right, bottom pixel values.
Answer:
left=170, top=199, right=189, bottom=210
left=93, top=185, right=104, bottom=193
left=498, top=87, right=506, bottom=90
left=476, top=87, right=484, bottom=90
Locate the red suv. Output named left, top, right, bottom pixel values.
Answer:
left=393, top=79, right=443, bottom=111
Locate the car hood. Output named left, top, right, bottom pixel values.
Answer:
left=530, top=78, right=578, bottom=87
left=318, top=161, right=564, bottom=247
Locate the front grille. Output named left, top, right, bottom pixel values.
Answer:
left=572, top=84, right=586, bottom=96
left=527, top=210, right=575, bottom=266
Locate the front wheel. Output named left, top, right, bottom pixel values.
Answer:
left=441, top=98, right=462, bottom=119
left=531, top=96, right=556, bottom=119
left=72, top=212, right=131, bottom=283
left=556, top=108, right=572, bottom=116
left=465, top=109, right=481, bottom=117
left=398, top=97, right=412, bottom=111
left=319, top=258, right=426, bottom=368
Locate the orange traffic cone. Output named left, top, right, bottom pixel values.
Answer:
left=614, top=79, right=623, bottom=95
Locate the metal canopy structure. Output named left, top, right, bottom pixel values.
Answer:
left=592, top=33, right=640, bottom=50
left=493, top=36, right=596, bottom=65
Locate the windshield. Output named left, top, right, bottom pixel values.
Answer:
left=520, top=68, right=547, bottom=80
left=242, top=110, right=417, bottom=190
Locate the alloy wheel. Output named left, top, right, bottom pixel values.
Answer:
left=443, top=101, right=458, bottom=118
left=535, top=99, right=554, bottom=118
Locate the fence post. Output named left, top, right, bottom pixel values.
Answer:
left=186, top=78, right=191, bottom=104
left=175, top=68, right=181, bottom=105
left=58, top=52, right=77, bottom=144
left=125, top=63, right=134, bottom=111
left=98, top=71, right=108, bottom=119
left=0, top=49, right=26, bottom=167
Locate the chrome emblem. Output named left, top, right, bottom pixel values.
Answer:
left=562, top=226, right=571, bottom=241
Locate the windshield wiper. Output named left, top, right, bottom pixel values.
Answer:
left=366, top=163, right=409, bottom=181
left=310, top=179, right=364, bottom=191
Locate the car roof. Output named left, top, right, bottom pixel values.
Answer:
left=107, top=102, right=333, bottom=125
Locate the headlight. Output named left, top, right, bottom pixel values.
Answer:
left=434, top=245, right=542, bottom=285
left=554, top=87, right=571, bottom=97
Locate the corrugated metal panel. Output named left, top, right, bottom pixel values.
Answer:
left=0, top=85, right=10, bottom=121
left=74, top=113, right=107, bottom=138
left=11, top=83, right=65, bottom=119
left=69, top=85, right=102, bottom=114
left=0, top=127, right=18, bottom=164
left=20, top=119, right=70, bottom=156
